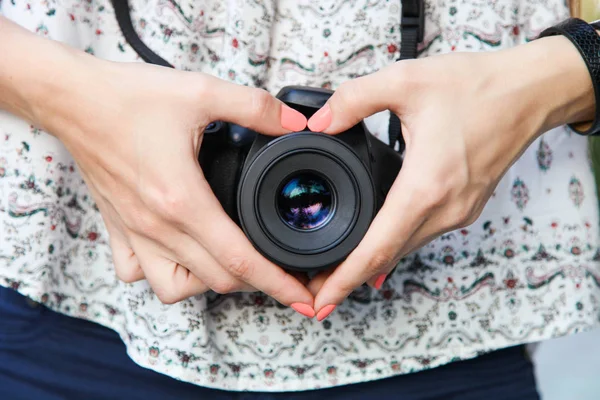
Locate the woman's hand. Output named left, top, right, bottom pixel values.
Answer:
left=55, top=61, right=313, bottom=307
left=0, top=18, right=315, bottom=311
left=305, top=35, right=596, bottom=319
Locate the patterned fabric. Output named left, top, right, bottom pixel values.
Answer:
left=1, top=0, right=599, bottom=392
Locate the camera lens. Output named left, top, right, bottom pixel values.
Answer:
left=238, top=132, right=376, bottom=272
left=277, top=172, right=334, bottom=231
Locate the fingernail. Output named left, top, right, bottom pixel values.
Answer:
left=316, top=304, right=336, bottom=321
left=307, top=104, right=332, bottom=132
left=291, top=303, right=315, bottom=318
left=281, top=104, right=307, bottom=132
left=374, top=274, right=387, bottom=290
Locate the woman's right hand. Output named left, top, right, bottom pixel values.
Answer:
left=1, top=18, right=314, bottom=310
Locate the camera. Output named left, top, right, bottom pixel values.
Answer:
left=199, top=86, right=402, bottom=273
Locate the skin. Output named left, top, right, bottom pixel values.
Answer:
left=0, top=17, right=596, bottom=319
left=0, top=17, right=313, bottom=309
left=306, top=35, right=597, bottom=318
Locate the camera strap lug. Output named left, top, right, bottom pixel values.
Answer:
left=388, top=0, right=425, bottom=153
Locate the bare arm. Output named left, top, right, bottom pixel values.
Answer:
left=0, top=17, right=93, bottom=129
left=305, top=34, right=598, bottom=316
left=0, top=16, right=315, bottom=312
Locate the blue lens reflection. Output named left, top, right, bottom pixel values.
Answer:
left=277, top=173, right=333, bottom=230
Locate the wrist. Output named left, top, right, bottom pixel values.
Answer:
left=490, top=35, right=595, bottom=138
left=28, top=47, right=108, bottom=141
left=0, top=18, right=107, bottom=139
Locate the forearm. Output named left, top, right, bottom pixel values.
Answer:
left=490, top=34, right=596, bottom=139
left=0, top=17, right=99, bottom=135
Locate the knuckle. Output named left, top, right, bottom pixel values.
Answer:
left=264, top=273, right=288, bottom=299
left=334, top=81, right=360, bottom=111
left=366, top=251, right=396, bottom=276
left=335, top=276, right=365, bottom=297
left=454, top=206, right=473, bottom=228
left=195, top=79, right=211, bottom=101
left=153, top=286, right=182, bottom=305
left=463, top=213, right=479, bottom=228
left=432, top=180, right=453, bottom=203
left=131, top=212, right=162, bottom=238
left=387, top=60, right=414, bottom=91
left=193, top=77, right=216, bottom=107
left=161, top=191, right=188, bottom=219
left=249, top=89, right=273, bottom=122
left=224, top=256, right=255, bottom=281
left=211, top=279, right=240, bottom=295
left=266, top=284, right=283, bottom=300
left=459, top=203, right=481, bottom=228
left=448, top=199, right=477, bottom=230
left=147, top=187, right=190, bottom=222
left=413, top=181, right=449, bottom=212
left=114, top=265, right=141, bottom=283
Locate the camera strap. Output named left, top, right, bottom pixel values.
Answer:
left=111, top=0, right=175, bottom=68
left=388, top=0, right=425, bottom=154
left=111, top=0, right=423, bottom=154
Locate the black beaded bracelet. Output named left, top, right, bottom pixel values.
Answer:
left=538, top=17, right=600, bottom=136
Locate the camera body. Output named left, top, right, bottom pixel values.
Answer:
left=199, top=86, right=402, bottom=272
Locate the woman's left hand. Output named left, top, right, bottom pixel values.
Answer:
left=305, top=35, right=595, bottom=320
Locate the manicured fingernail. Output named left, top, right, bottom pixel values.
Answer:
left=307, top=104, right=332, bottom=132
left=316, top=304, right=336, bottom=321
left=281, top=104, right=307, bottom=132
left=374, top=274, right=387, bottom=290
left=291, top=303, right=315, bottom=318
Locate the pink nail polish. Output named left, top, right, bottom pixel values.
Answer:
left=307, top=104, right=332, bottom=132
left=316, top=304, right=336, bottom=321
left=374, top=274, right=387, bottom=290
left=291, top=303, right=315, bottom=318
left=281, top=105, right=307, bottom=132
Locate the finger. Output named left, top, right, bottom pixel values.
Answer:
left=363, top=202, right=481, bottom=290
left=131, top=240, right=211, bottom=304
left=168, top=233, right=255, bottom=294
left=389, top=196, right=489, bottom=270
left=206, top=78, right=307, bottom=134
left=140, top=257, right=209, bottom=304
left=80, top=174, right=145, bottom=283
left=290, top=271, right=311, bottom=287
left=189, top=216, right=315, bottom=307
left=307, top=63, right=410, bottom=134
left=306, top=268, right=335, bottom=297
left=180, top=167, right=315, bottom=309
left=365, top=265, right=398, bottom=290
left=108, top=227, right=145, bottom=283
left=313, top=162, right=427, bottom=313
left=190, top=214, right=315, bottom=306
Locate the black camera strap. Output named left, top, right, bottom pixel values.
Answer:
left=110, top=0, right=423, bottom=153
left=389, top=0, right=424, bottom=154
left=399, top=0, right=425, bottom=61
left=111, top=0, right=175, bottom=68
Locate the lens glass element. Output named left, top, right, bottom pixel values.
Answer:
left=277, top=172, right=334, bottom=230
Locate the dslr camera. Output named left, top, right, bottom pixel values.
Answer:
left=200, top=86, right=402, bottom=273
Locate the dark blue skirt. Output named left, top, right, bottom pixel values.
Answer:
left=0, top=286, right=539, bottom=400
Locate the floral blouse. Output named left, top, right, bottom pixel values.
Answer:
left=1, top=0, right=599, bottom=392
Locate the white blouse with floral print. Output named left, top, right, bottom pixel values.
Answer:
left=1, top=0, right=599, bottom=392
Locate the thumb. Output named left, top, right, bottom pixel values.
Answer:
left=206, top=78, right=307, bottom=135
left=307, top=63, right=408, bottom=134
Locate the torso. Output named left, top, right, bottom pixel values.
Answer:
left=1, top=0, right=598, bottom=391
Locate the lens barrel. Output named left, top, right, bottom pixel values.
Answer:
left=237, top=131, right=375, bottom=272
